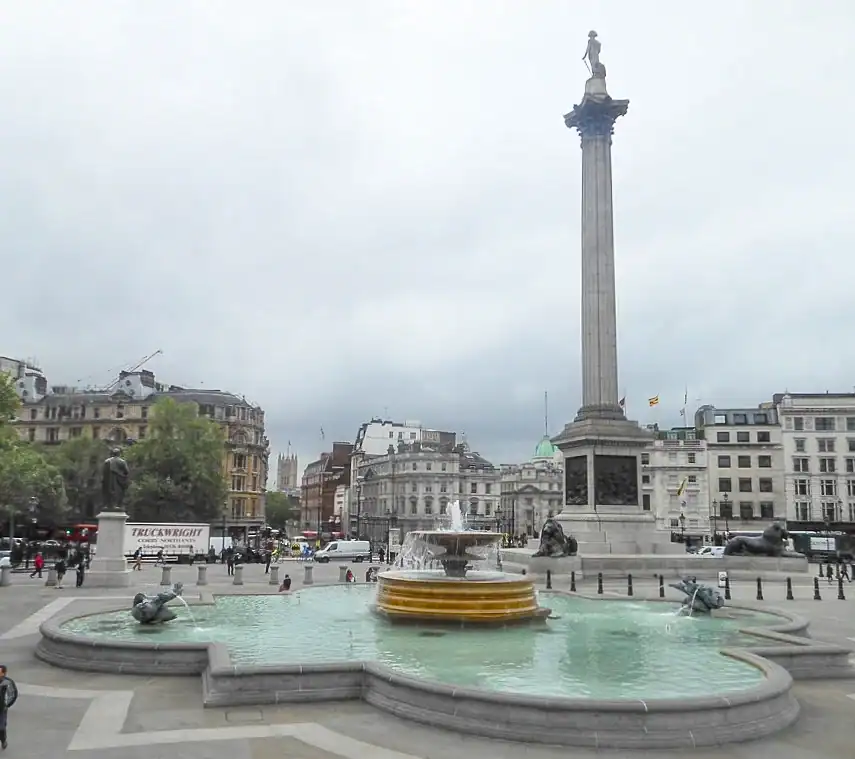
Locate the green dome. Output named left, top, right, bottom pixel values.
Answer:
left=534, top=436, right=557, bottom=459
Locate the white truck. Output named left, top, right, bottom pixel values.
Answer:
left=124, top=522, right=210, bottom=562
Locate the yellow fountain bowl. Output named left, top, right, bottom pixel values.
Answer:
left=375, top=571, right=547, bottom=625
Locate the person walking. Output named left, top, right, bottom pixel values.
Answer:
left=75, top=559, right=86, bottom=588
left=29, top=552, right=44, bottom=579
left=0, top=664, right=19, bottom=750
left=264, top=551, right=272, bottom=575
left=54, top=558, right=67, bottom=589
left=132, top=548, right=142, bottom=571
left=226, top=551, right=235, bottom=577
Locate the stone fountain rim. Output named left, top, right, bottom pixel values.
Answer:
left=35, top=587, right=849, bottom=748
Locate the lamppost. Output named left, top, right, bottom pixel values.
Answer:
left=710, top=499, right=719, bottom=541
left=221, top=505, right=228, bottom=545
left=355, top=474, right=364, bottom=539
left=495, top=504, right=504, bottom=534
left=720, top=491, right=731, bottom=534
left=679, top=511, right=686, bottom=543
left=388, top=512, right=399, bottom=565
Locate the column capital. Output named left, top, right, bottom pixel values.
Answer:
left=564, top=95, right=629, bottom=140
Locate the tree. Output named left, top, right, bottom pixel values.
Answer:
left=0, top=372, right=20, bottom=426
left=0, top=432, right=67, bottom=531
left=43, top=437, right=112, bottom=521
left=264, top=490, right=300, bottom=532
left=124, top=398, right=228, bottom=523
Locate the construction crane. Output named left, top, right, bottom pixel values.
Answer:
left=101, top=349, right=163, bottom=393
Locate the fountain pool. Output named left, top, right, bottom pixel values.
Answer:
left=60, top=584, right=782, bottom=700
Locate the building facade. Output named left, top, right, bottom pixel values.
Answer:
left=500, top=436, right=564, bottom=537
left=641, top=428, right=711, bottom=541
left=300, top=442, right=353, bottom=538
left=694, top=405, right=785, bottom=533
left=351, top=441, right=500, bottom=542
left=276, top=451, right=299, bottom=490
left=774, top=393, right=855, bottom=533
left=5, top=362, right=269, bottom=537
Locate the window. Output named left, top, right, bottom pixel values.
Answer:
left=440, top=483, right=447, bottom=493
left=687, top=453, right=696, bottom=464
left=251, top=475, right=257, bottom=491
left=411, top=483, right=418, bottom=493
left=758, top=455, right=772, bottom=468
left=234, top=453, right=247, bottom=469
left=737, top=431, right=750, bottom=443
left=815, top=417, right=835, bottom=431
left=469, top=501, right=478, bottom=516
left=688, top=475, right=697, bottom=484
left=470, top=482, right=478, bottom=494
left=484, top=503, right=492, bottom=516
left=818, top=438, right=836, bottom=452
left=850, top=503, right=855, bottom=522
left=794, top=478, right=810, bottom=496
left=848, top=417, right=855, bottom=432
left=718, top=455, right=731, bottom=468
left=758, top=478, right=773, bottom=492
left=485, top=483, right=492, bottom=495
left=716, top=432, right=730, bottom=443
left=388, top=431, right=393, bottom=438
left=759, top=502, right=774, bottom=519
left=847, top=458, right=855, bottom=474
left=793, top=457, right=809, bottom=473
left=439, top=501, right=448, bottom=515
left=411, top=501, right=418, bottom=515
left=441, top=462, right=447, bottom=472
left=70, top=427, right=82, bottom=438
left=29, top=409, right=36, bottom=420
left=669, top=518, right=679, bottom=529
left=820, top=457, right=836, bottom=473
left=794, top=438, right=806, bottom=452
left=719, top=501, right=733, bottom=518
left=738, top=478, right=752, bottom=492
left=642, top=494, right=651, bottom=511
left=823, top=502, right=838, bottom=522
left=755, top=413, right=768, bottom=424
left=642, top=474, right=650, bottom=484
left=231, top=475, right=245, bottom=491
left=641, top=453, right=650, bottom=465
left=92, top=426, right=100, bottom=439
left=793, top=417, right=804, bottom=431
left=27, top=428, right=35, bottom=441
left=141, top=406, right=148, bottom=420
left=739, top=502, right=754, bottom=520
left=733, top=414, right=748, bottom=425
left=46, top=427, right=59, bottom=443
left=424, top=500, right=433, bottom=515
left=820, top=479, right=836, bottom=496
left=410, top=432, right=416, bottom=439
left=849, top=439, right=855, bottom=453
left=797, top=502, right=810, bottom=521
left=137, top=425, right=146, bottom=439
left=738, top=455, right=751, bottom=468
left=848, top=480, right=855, bottom=498
left=411, top=463, right=417, bottom=471
left=426, top=463, right=432, bottom=471
left=115, top=404, right=124, bottom=419
left=718, top=477, right=732, bottom=492
left=93, top=407, right=101, bottom=419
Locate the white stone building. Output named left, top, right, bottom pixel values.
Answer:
left=500, top=436, right=564, bottom=537
left=773, top=393, right=855, bottom=531
left=641, top=428, right=711, bottom=542
left=351, top=441, right=500, bottom=542
left=694, top=405, right=785, bottom=533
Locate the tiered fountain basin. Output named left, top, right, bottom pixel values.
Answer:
left=375, top=530, right=547, bottom=624
left=35, top=586, right=854, bottom=749
left=375, top=569, right=548, bottom=624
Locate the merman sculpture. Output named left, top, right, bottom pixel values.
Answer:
left=669, top=577, right=725, bottom=614
left=131, top=582, right=184, bottom=624
left=532, top=518, right=578, bottom=558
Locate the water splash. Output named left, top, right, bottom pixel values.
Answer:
left=448, top=500, right=467, bottom=532
left=174, top=595, right=198, bottom=627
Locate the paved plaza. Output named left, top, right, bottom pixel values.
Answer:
left=1, top=561, right=855, bottom=758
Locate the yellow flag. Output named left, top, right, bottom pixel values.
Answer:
left=676, top=478, right=687, bottom=496
left=648, top=395, right=660, bottom=407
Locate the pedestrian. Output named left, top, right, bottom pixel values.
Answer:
left=55, top=558, right=67, bottom=589
left=155, top=549, right=164, bottom=567
left=0, top=664, right=18, bottom=750
left=264, top=551, right=272, bottom=575
left=75, top=559, right=85, bottom=588
left=133, top=548, right=142, bottom=571
left=226, top=552, right=235, bottom=577
left=345, top=568, right=354, bottom=583
left=29, top=552, right=44, bottom=579
left=279, top=574, right=292, bottom=592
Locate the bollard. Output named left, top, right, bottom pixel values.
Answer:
left=755, top=577, right=764, bottom=601
left=786, top=577, right=794, bottom=600
left=303, top=563, right=314, bottom=585
left=818, top=562, right=825, bottom=578
left=838, top=576, right=846, bottom=601
left=196, top=564, right=208, bottom=587
left=658, top=574, right=665, bottom=598
left=570, top=571, right=576, bottom=593
left=724, top=575, right=731, bottom=601
left=627, top=574, right=634, bottom=597
left=851, top=563, right=854, bottom=579
left=269, top=564, right=280, bottom=586
left=597, top=572, right=603, bottom=595
left=160, top=565, right=172, bottom=586
left=814, top=576, right=821, bottom=600
left=44, top=568, right=57, bottom=587
left=232, top=564, right=244, bottom=586
left=546, top=570, right=552, bottom=590
left=339, top=565, right=349, bottom=583
left=0, top=566, right=11, bottom=587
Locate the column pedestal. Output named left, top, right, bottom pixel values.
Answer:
left=86, top=511, right=132, bottom=588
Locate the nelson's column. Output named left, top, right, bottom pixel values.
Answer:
left=553, top=31, right=675, bottom=555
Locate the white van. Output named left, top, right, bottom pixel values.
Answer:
left=314, top=540, right=371, bottom=563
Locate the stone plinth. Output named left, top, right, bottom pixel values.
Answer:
left=86, top=511, right=131, bottom=588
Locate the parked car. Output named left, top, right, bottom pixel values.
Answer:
left=696, top=546, right=725, bottom=558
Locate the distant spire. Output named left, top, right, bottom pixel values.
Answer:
left=544, top=390, right=549, bottom=436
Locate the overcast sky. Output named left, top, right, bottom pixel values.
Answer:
left=3, top=1, right=855, bottom=478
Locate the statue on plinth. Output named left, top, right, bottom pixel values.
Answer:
left=101, top=447, right=130, bottom=511
left=669, top=577, right=725, bottom=614
left=533, top=518, right=578, bottom=558
left=582, top=30, right=606, bottom=78
left=131, top=582, right=184, bottom=624
left=724, top=523, right=803, bottom=558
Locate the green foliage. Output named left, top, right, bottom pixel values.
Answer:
left=264, top=490, right=300, bottom=531
left=0, top=373, right=20, bottom=425
left=124, top=398, right=228, bottom=523
left=0, top=431, right=67, bottom=526
left=43, top=437, right=111, bottom=520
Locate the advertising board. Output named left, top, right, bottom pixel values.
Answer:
left=125, top=523, right=210, bottom=557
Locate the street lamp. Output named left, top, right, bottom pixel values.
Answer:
left=496, top=504, right=504, bottom=534
left=679, top=511, right=686, bottom=543
left=720, top=491, right=731, bottom=534
left=221, top=505, right=228, bottom=546
left=710, top=499, right=719, bottom=541
left=355, top=474, right=364, bottom=539
left=388, top=512, right=399, bottom=565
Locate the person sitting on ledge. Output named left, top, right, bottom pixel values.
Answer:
left=279, top=574, right=292, bottom=593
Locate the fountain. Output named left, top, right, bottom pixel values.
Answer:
left=374, top=502, right=549, bottom=625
